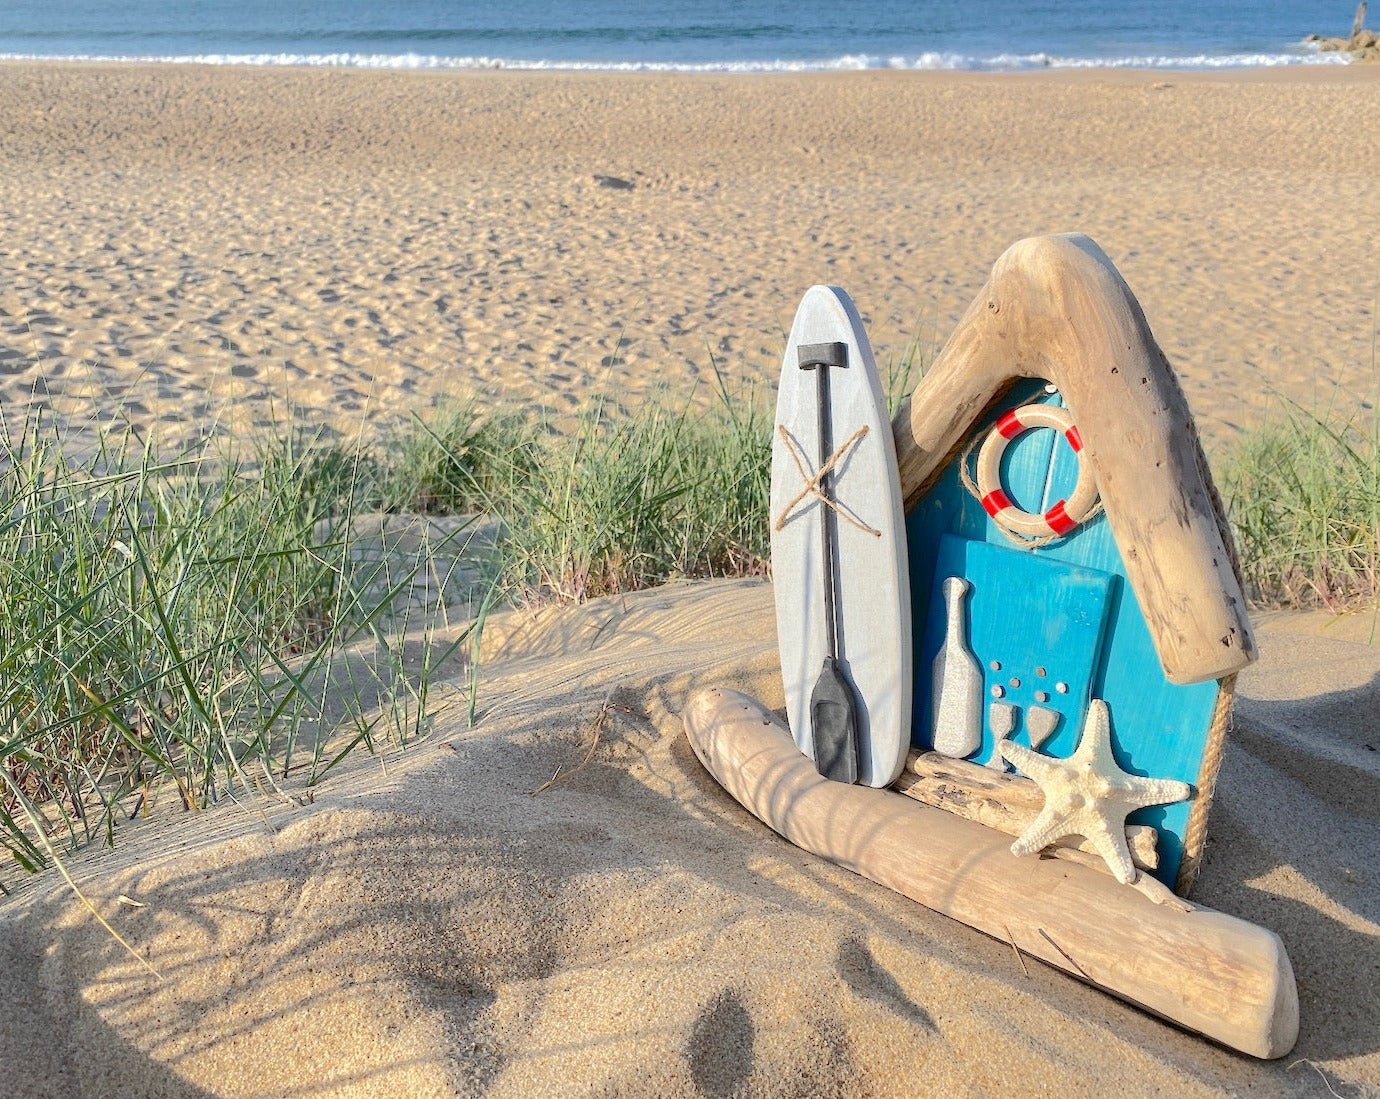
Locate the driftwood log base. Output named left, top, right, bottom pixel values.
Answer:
left=683, top=687, right=1298, bottom=1060
left=898, top=750, right=1161, bottom=871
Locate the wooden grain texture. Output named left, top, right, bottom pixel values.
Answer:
left=683, top=687, right=1298, bottom=1060
left=890, top=234, right=1254, bottom=687
left=898, top=749, right=1160, bottom=871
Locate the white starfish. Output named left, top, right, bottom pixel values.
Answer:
left=998, top=699, right=1191, bottom=885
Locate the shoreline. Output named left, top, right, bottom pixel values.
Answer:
left=0, top=55, right=1352, bottom=74
left=1, top=54, right=1373, bottom=79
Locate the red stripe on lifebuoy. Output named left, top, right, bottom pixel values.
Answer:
left=981, top=489, right=1013, bottom=517
left=1065, top=426, right=1083, bottom=452
left=1045, top=500, right=1076, bottom=535
left=996, top=410, right=1023, bottom=439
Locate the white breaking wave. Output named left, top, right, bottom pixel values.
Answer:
left=0, top=49, right=1350, bottom=72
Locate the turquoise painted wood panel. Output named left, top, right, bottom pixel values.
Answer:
left=907, top=383, right=1220, bottom=887
left=918, top=536, right=1116, bottom=766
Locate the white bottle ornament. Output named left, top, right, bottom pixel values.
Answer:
left=932, top=576, right=983, bottom=758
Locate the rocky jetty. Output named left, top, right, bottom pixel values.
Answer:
left=1307, top=2, right=1380, bottom=61
left=1306, top=28, right=1380, bottom=60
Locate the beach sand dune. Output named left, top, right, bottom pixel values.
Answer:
left=0, top=64, right=1377, bottom=449
left=2, top=581, right=1376, bottom=1096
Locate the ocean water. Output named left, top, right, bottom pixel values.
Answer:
left=0, top=0, right=1356, bottom=72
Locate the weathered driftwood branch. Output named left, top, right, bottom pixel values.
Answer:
left=889, top=234, right=1254, bottom=686
left=896, top=749, right=1159, bottom=871
left=683, top=687, right=1298, bottom=1059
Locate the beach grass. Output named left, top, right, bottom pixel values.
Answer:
left=486, top=380, right=772, bottom=603
left=373, top=400, right=535, bottom=516
left=0, top=382, right=773, bottom=880
left=1221, top=403, right=1380, bottom=611
left=0, top=412, right=486, bottom=882
left=7, top=370, right=1378, bottom=883
left=0, top=318, right=945, bottom=883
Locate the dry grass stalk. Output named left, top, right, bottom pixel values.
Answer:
left=529, top=689, right=614, bottom=796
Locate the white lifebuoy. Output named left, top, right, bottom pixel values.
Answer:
left=975, top=404, right=1098, bottom=539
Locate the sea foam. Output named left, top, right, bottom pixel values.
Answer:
left=0, top=49, right=1349, bottom=72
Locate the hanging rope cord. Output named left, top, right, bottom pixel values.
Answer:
left=774, top=423, right=882, bottom=538
left=1176, top=674, right=1234, bottom=895
left=1176, top=421, right=1245, bottom=897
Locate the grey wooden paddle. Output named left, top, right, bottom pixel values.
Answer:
left=799, top=341, right=860, bottom=784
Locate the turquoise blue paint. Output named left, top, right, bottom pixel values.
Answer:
left=918, top=536, right=1115, bottom=766
left=907, top=384, right=1220, bottom=887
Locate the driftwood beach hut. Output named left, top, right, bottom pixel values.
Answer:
left=686, top=235, right=1296, bottom=1060
left=895, top=232, right=1255, bottom=893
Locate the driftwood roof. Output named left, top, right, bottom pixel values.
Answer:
left=891, top=234, right=1254, bottom=686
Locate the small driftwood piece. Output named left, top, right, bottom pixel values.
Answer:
left=684, top=687, right=1298, bottom=1060
left=889, top=234, right=1254, bottom=686
left=896, top=749, right=1160, bottom=872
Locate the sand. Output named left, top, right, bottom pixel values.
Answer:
left=1, top=580, right=1377, bottom=1096
left=1, top=61, right=1379, bottom=1096
left=0, top=63, right=1378, bottom=450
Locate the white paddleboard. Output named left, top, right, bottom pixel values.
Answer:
left=770, top=285, right=911, bottom=788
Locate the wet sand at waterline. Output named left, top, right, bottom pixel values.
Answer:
left=0, top=62, right=1378, bottom=449
left=1, top=61, right=1379, bottom=1098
